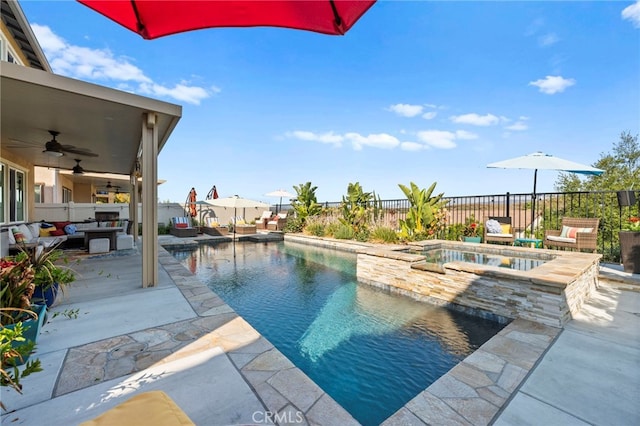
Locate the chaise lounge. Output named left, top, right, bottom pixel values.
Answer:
left=170, top=217, right=198, bottom=238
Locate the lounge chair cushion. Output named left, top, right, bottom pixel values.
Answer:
left=560, top=226, right=593, bottom=238
left=486, top=233, right=513, bottom=238
left=547, top=235, right=576, bottom=243
left=80, top=391, right=194, bottom=426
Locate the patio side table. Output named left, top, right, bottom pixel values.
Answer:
left=514, top=238, right=543, bottom=249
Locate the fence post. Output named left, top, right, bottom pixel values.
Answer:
left=506, top=192, right=510, bottom=218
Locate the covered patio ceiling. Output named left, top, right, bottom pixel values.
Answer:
left=1, top=61, right=182, bottom=178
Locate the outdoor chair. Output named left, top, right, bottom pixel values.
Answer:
left=256, top=210, right=273, bottom=230
left=267, top=212, right=288, bottom=231
left=232, top=216, right=257, bottom=234
left=202, top=217, right=229, bottom=236
left=169, top=217, right=197, bottom=238
left=483, top=216, right=515, bottom=245
left=544, top=217, right=599, bottom=253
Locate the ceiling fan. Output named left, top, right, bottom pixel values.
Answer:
left=42, top=130, right=99, bottom=158
left=72, top=159, right=85, bottom=175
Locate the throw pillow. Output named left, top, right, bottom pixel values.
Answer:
left=52, top=221, right=71, bottom=230
left=175, top=223, right=189, bottom=229
left=64, top=224, right=78, bottom=235
left=560, top=226, right=593, bottom=239
left=11, top=227, right=25, bottom=244
left=500, top=223, right=511, bottom=234
left=50, top=229, right=66, bottom=236
left=485, top=219, right=502, bottom=234
left=40, top=226, right=56, bottom=237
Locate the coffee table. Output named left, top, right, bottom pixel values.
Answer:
left=514, top=238, right=543, bottom=249
left=83, top=227, right=123, bottom=251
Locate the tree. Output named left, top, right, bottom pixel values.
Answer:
left=555, top=131, right=639, bottom=192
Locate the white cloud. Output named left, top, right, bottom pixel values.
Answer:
left=529, top=75, right=576, bottom=94
left=622, top=1, right=640, bottom=28
left=416, top=130, right=457, bottom=149
left=388, top=104, right=423, bottom=117
left=345, top=133, right=400, bottom=150
left=538, top=32, right=559, bottom=47
left=422, top=111, right=437, bottom=120
left=31, top=24, right=213, bottom=105
left=287, top=131, right=343, bottom=147
left=400, top=141, right=427, bottom=151
left=505, top=122, right=528, bottom=131
left=455, top=130, right=478, bottom=140
left=450, top=113, right=500, bottom=126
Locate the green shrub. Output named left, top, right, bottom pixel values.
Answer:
left=370, top=226, right=399, bottom=243
left=305, top=221, right=326, bottom=237
left=355, top=228, right=370, bottom=242
left=283, top=216, right=304, bottom=233
left=333, top=224, right=355, bottom=240
left=325, top=221, right=341, bottom=237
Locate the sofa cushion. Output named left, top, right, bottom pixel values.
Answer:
left=28, top=223, right=40, bottom=239
left=16, top=224, right=32, bottom=241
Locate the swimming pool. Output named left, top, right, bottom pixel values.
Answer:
left=169, top=241, right=506, bottom=425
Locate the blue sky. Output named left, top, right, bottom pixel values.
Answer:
left=21, top=1, right=640, bottom=204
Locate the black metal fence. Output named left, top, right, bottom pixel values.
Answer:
left=304, top=190, right=639, bottom=262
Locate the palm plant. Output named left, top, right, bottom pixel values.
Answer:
left=398, top=181, right=445, bottom=240
left=291, top=182, right=322, bottom=225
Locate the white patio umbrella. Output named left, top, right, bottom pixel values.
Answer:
left=205, top=195, right=270, bottom=238
left=487, top=152, right=604, bottom=234
left=265, top=189, right=294, bottom=214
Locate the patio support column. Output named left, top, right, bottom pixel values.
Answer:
left=130, top=174, right=139, bottom=244
left=141, top=112, right=158, bottom=288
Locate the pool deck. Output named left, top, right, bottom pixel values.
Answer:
left=1, top=234, right=639, bottom=425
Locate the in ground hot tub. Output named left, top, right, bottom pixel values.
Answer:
left=356, top=240, right=601, bottom=327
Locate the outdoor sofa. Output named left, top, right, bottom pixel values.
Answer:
left=544, top=217, right=600, bottom=253
left=202, top=217, right=229, bottom=236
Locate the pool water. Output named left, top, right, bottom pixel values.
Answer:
left=421, top=248, right=545, bottom=271
left=169, top=241, right=506, bottom=425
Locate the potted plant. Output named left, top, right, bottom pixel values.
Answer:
left=462, top=217, right=482, bottom=243
left=15, top=241, right=77, bottom=308
left=0, top=255, right=46, bottom=369
left=619, top=216, right=640, bottom=274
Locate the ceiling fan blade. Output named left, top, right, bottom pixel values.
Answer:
left=61, top=146, right=99, bottom=157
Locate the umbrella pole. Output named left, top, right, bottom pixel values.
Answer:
left=531, top=169, right=538, bottom=236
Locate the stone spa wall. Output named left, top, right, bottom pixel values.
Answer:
left=356, top=241, right=601, bottom=328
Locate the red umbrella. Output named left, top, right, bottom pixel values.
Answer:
left=206, top=185, right=219, bottom=200
left=187, top=187, right=197, bottom=217
left=77, top=0, right=376, bottom=40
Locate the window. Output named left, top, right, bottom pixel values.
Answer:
left=62, top=187, right=72, bottom=203
left=0, top=163, right=26, bottom=223
left=35, top=183, right=44, bottom=203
